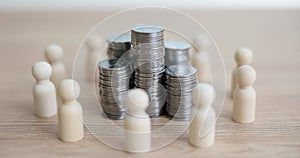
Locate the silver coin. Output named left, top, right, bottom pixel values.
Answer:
left=106, top=34, right=131, bottom=52
left=135, top=71, right=164, bottom=78
left=99, top=70, right=130, bottom=77
left=131, top=24, right=164, bottom=42
left=101, top=103, right=127, bottom=120
left=168, top=89, right=193, bottom=96
left=132, top=41, right=164, bottom=49
left=99, top=87, right=127, bottom=93
left=133, top=56, right=165, bottom=63
left=99, top=73, right=131, bottom=81
left=134, top=76, right=163, bottom=82
left=166, top=65, right=196, bottom=78
left=99, top=67, right=130, bottom=73
left=167, top=96, right=193, bottom=103
left=167, top=107, right=193, bottom=115
left=165, top=41, right=190, bottom=66
left=99, top=82, right=128, bottom=90
left=101, top=106, right=126, bottom=113
left=135, top=83, right=164, bottom=90
left=98, top=59, right=130, bottom=71
left=165, top=83, right=196, bottom=90
left=102, top=112, right=126, bottom=120
left=107, top=49, right=130, bottom=59
left=99, top=78, right=130, bottom=87
left=165, top=41, right=191, bottom=50
left=165, top=75, right=197, bottom=83
left=135, top=66, right=164, bottom=74
left=107, top=34, right=131, bottom=44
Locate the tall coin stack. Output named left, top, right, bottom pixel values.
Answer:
left=165, top=65, right=197, bottom=120
left=98, top=59, right=131, bottom=119
left=165, top=41, right=191, bottom=66
left=131, top=24, right=166, bottom=117
left=106, top=34, right=131, bottom=59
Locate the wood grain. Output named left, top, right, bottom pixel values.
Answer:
left=0, top=10, right=300, bottom=158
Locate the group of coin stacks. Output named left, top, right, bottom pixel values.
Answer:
left=97, top=24, right=197, bottom=120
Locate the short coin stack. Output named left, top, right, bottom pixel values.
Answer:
left=106, top=34, right=134, bottom=89
left=106, top=34, right=131, bottom=59
left=165, top=65, right=197, bottom=120
left=165, top=41, right=191, bottom=66
left=131, top=24, right=166, bottom=117
left=98, top=59, right=131, bottom=119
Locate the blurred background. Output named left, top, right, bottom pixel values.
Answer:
left=1, top=0, right=299, bottom=98
left=0, top=0, right=299, bottom=88
left=0, top=0, right=300, bottom=11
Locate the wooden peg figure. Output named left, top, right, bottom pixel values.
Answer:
left=85, top=35, right=104, bottom=52
left=189, top=83, right=216, bottom=147
left=124, top=89, right=151, bottom=153
left=85, top=35, right=105, bottom=81
left=45, top=44, right=67, bottom=88
left=58, top=79, right=84, bottom=142
left=192, top=52, right=211, bottom=83
left=230, top=47, right=253, bottom=97
left=32, top=61, right=58, bottom=117
left=232, top=65, right=256, bottom=123
left=193, top=33, right=210, bottom=52
left=86, top=49, right=99, bottom=82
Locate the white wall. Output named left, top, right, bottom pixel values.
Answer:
left=0, top=0, right=300, bottom=11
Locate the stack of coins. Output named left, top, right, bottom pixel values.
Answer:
left=131, top=24, right=166, bottom=117
left=106, top=34, right=135, bottom=89
left=106, top=34, right=131, bottom=59
left=98, top=59, right=131, bottom=119
left=165, top=41, right=191, bottom=66
left=165, top=65, right=197, bottom=120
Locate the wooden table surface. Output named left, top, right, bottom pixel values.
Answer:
left=0, top=10, right=300, bottom=158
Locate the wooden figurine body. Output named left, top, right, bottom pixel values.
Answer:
left=192, top=52, right=211, bottom=83
left=58, top=79, right=84, bottom=142
left=86, top=49, right=98, bottom=82
left=51, top=62, right=66, bottom=87
left=32, top=61, right=57, bottom=117
left=189, top=83, right=216, bottom=147
left=232, top=65, right=256, bottom=123
left=231, top=47, right=253, bottom=97
left=45, top=44, right=67, bottom=88
left=189, top=106, right=215, bottom=147
left=85, top=35, right=105, bottom=81
left=230, top=68, right=238, bottom=96
left=124, top=89, right=151, bottom=153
